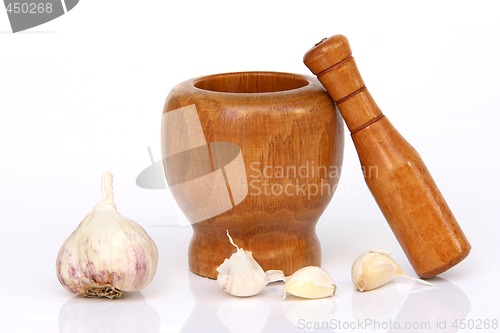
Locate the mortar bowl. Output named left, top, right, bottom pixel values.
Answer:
left=162, top=71, right=344, bottom=278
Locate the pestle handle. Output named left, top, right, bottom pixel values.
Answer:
left=304, top=35, right=471, bottom=278
left=304, top=35, right=383, bottom=133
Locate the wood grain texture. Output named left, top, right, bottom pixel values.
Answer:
left=304, top=35, right=470, bottom=278
left=163, top=72, right=344, bottom=279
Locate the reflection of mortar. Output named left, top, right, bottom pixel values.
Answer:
left=162, top=72, right=344, bottom=278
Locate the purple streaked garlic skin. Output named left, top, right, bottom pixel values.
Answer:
left=56, top=171, right=158, bottom=299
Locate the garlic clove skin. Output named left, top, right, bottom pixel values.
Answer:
left=56, top=171, right=159, bottom=299
left=265, top=269, right=286, bottom=283
left=216, top=231, right=284, bottom=297
left=283, top=266, right=337, bottom=300
left=216, top=248, right=268, bottom=297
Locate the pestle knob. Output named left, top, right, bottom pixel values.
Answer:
left=304, top=35, right=471, bottom=278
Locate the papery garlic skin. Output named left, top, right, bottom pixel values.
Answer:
left=216, top=249, right=269, bottom=297
left=283, top=266, right=336, bottom=299
left=56, top=171, right=158, bottom=298
left=216, top=231, right=284, bottom=297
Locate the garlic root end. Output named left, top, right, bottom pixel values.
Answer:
left=76, top=284, right=125, bottom=299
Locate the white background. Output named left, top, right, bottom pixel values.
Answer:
left=1, top=1, right=499, bottom=332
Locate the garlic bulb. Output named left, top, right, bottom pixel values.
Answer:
left=56, top=171, right=159, bottom=299
left=216, top=231, right=284, bottom=297
left=352, top=250, right=432, bottom=292
left=283, top=266, right=337, bottom=299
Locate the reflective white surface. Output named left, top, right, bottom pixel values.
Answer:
left=0, top=221, right=487, bottom=332
left=1, top=0, right=499, bottom=332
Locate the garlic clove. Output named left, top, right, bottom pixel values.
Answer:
left=56, top=171, right=159, bottom=299
left=351, top=250, right=402, bottom=292
left=216, top=249, right=268, bottom=297
left=216, top=231, right=284, bottom=297
left=283, top=266, right=337, bottom=300
left=352, top=250, right=432, bottom=292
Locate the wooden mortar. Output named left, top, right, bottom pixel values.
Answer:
left=304, top=35, right=471, bottom=278
left=162, top=72, right=344, bottom=279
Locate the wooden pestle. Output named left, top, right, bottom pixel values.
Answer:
left=304, top=35, right=471, bottom=278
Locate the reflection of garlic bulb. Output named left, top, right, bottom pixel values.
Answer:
left=58, top=293, right=160, bottom=333
left=56, top=171, right=159, bottom=299
left=216, top=231, right=284, bottom=297
left=283, top=266, right=337, bottom=299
